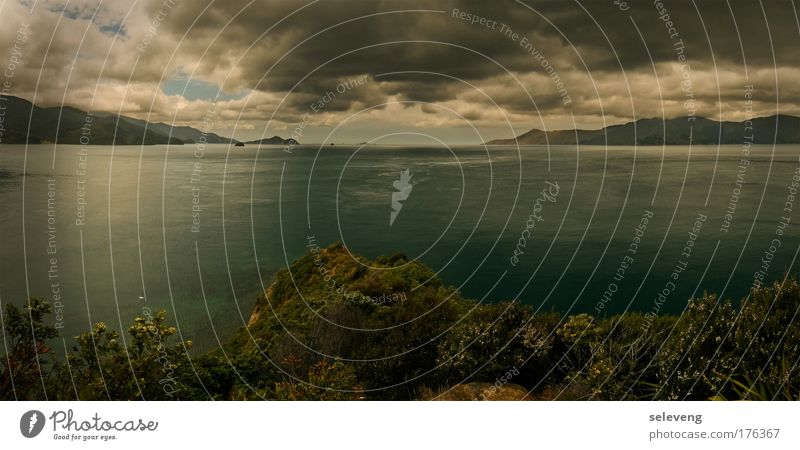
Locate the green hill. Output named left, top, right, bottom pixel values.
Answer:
left=3, top=242, right=799, bottom=400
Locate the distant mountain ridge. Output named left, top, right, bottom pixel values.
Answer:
left=245, top=136, right=299, bottom=146
left=112, top=115, right=235, bottom=144
left=485, top=115, right=800, bottom=145
left=0, top=95, right=297, bottom=146
left=0, top=95, right=182, bottom=145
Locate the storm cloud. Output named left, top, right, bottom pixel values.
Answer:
left=1, top=0, right=797, bottom=142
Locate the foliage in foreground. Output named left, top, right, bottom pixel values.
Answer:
left=1, top=243, right=799, bottom=400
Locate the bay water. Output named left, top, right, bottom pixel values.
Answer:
left=1, top=143, right=797, bottom=350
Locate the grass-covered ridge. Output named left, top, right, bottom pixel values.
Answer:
left=2, top=242, right=799, bottom=400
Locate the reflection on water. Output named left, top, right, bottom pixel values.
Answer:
left=0, top=143, right=798, bottom=350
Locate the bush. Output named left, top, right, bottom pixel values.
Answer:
left=435, top=302, right=556, bottom=389
left=58, top=309, right=192, bottom=400
left=0, top=298, right=58, bottom=400
left=658, top=279, right=800, bottom=399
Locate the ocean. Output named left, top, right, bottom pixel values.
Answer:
left=1, top=143, right=798, bottom=350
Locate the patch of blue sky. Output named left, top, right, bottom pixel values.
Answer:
left=161, top=76, right=249, bottom=102
left=35, top=0, right=127, bottom=37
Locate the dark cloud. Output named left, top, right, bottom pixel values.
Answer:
left=3, top=0, right=798, bottom=140
left=149, top=1, right=793, bottom=117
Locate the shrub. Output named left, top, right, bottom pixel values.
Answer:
left=658, top=279, right=800, bottom=400
left=0, top=298, right=58, bottom=400
left=435, top=302, right=556, bottom=388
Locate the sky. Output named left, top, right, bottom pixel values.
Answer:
left=1, top=0, right=798, bottom=144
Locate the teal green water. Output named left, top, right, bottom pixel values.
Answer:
left=1, top=143, right=798, bottom=350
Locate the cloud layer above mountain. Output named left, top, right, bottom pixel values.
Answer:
left=2, top=0, right=797, bottom=143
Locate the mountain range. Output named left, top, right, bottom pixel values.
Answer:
left=485, top=115, right=800, bottom=146
left=9, top=93, right=794, bottom=147
left=0, top=95, right=297, bottom=146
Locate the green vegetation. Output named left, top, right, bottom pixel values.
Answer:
left=2, top=243, right=799, bottom=400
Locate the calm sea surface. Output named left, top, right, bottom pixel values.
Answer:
left=1, top=143, right=798, bottom=350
